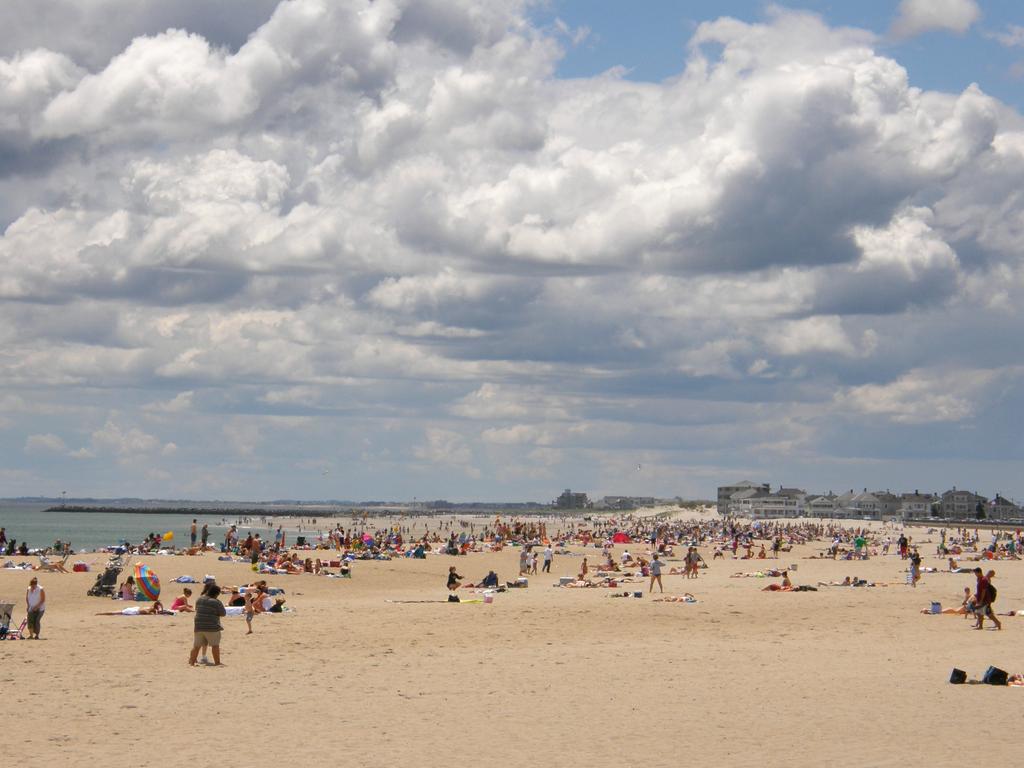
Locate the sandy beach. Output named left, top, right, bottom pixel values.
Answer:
left=2, top=509, right=1021, bottom=768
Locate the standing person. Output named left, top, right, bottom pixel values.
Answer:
left=200, top=523, right=209, bottom=550
left=518, top=547, right=529, bottom=576
left=973, top=568, right=1002, bottom=631
left=188, top=584, right=226, bottom=666
left=909, top=548, right=922, bottom=587
left=0, top=527, right=6, bottom=548
left=190, top=519, right=197, bottom=548
left=25, top=577, right=46, bottom=640
left=649, top=553, right=664, bottom=593
left=542, top=543, right=553, bottom=573
left=250, top=534, right=262, bottom=570
left=243, top=589, right=256, bottom=635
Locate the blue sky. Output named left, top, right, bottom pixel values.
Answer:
left=1, top=0, right=1023, bottom=503
left=537, top=1, right=1023, bottom=109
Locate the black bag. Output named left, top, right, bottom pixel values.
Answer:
left=447, top=594, right=460, bottom=602
left=949, top=668, right=967, bottom=684
left=988, top=583, right=997, bottom=603
left=983, top=666, right=1008, bottom=686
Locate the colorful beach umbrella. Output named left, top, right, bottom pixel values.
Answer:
left=134, top=563, right=161, bottom=601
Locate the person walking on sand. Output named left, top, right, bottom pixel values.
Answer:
left=189, top=584, right=226, bottom=666
left=25, top=576, right=45, bottom=639
left=973, top=568, right=1001, bottom=631
left=649, top=553, right=665, bottom=594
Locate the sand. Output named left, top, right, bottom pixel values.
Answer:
left=1, top=512, right=1020, bottom=768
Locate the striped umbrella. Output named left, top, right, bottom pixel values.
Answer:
left=133, top=563, right=161, bottom=601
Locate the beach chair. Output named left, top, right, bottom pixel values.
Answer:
left=0, top=603, right=23, bottom=640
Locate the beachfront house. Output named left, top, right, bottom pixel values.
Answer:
left=727, top=488, right=803, bottom=518
left=717, top=481, right=770, bottom=515
left=898, top=491, right=936, bottom=520
left=554, top=489, right=591, bottom=509
left=990, top=494, right=1022, bottom=520
left=805, top=493, right=839, bottom=516
left=939, top=488, right=988, bottom=519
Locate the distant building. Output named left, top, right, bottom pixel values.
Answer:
left=898, top=491, right=936, bottom=519
left=717, top=481, right=769, bottom=516
left=805, top=494, right=838, bottom=516
left=554, top=489, right=590, bottom=509
left=594, top=496, right=656, bottom=511
left=991, top=494, right=1022, bottom=520
left=727, top=489, right=803, bottom=519
left=940, top=488, right=988, bottom=519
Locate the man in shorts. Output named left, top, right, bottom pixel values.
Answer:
left=188, top=584, right=226, bottom=666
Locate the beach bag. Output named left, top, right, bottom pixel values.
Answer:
left=983, top=666, right=1008, bottom=686
left=447, top=594, right=460, bottom=602
left=949, top=668, right=967, bottom=684
left=988, top=584, right=997, bottom=603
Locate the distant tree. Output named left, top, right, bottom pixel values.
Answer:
left=975, top=501, right=986, bottom=520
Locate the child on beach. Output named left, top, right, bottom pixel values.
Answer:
left=170, top=588, right=194, bottom=612
left=244, top=589, right=256, bottom=634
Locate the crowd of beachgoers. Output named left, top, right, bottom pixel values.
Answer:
left=5, top=510, right=1024, bottom=677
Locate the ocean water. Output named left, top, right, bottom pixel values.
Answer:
left=0, top=502, right=327, bottom=552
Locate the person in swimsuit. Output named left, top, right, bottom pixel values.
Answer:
left=244, top=590, right=256, bottom=634
left=447, top=566, right=463, bottom=591
left=170, top=588, right=194, bottom=612
left=648, top=554, right=665, bottom=593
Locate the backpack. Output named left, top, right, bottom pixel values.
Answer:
left=988, top=583, right=997, bottom=603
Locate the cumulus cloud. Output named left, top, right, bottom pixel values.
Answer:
left=89, top=419, right=162, bottom=456
left=413, top=427, right=481, bottom=477
left=891, top=0, right=980, bottom=38
left=0, top=3, right=1022, bottom=498
left=991, top=25, right=1024, bottom=48
left=835, top=368, right=1001, bottom=424
left=24, top=433, right=67, bottom=454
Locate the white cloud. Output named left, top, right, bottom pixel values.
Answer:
left=24, top=433, right=67, bottom=454
left=892, top=0, right=980, bottom=38
left=90, top=419, right=161, bottom=456
left=836, top=368, right=1002, bottom=423
left=763, top=316, right=858, bottom=357
left=0, top=5, right=1022, bottom=499
left=991, top=24, right=1024, bottom=48
left=143, top=391, right=194, bottom=414
left=413, top=427, right=481, bottom=477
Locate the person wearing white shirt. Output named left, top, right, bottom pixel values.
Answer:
left=26, top=577, right=46, bottom=640
left=542, top=545, right=553, bottom=573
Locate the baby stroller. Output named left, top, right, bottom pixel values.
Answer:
left=87, top=556, right=123, bottom=597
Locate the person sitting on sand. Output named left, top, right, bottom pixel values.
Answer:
left=170, top=588, right=194, bottom=612
left=35, top=553, right=70, bottom=573
left=119, top=576, right=137, bottom=601
left=227, top=589, right=245, bottom=607
left=268, top=597, right=287, bottom=613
